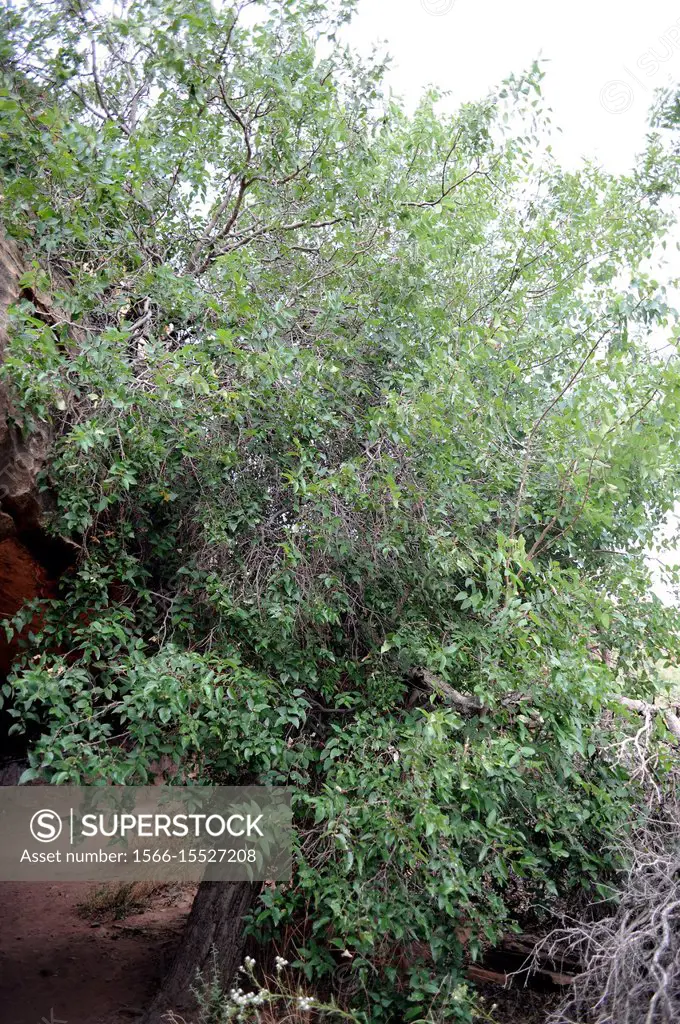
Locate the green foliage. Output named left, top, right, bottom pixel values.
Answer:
left=2, top=1, right=680, bottom=1020
left=180, top=949, right=489, bottom=1024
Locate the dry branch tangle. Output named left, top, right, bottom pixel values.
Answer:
left=541, top=822, right=680, bottom=1024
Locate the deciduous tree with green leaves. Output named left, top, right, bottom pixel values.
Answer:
left=2, top=1, right=680, bottom=1020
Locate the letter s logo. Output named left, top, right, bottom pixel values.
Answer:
left=30, top=809, right=63, bottom=842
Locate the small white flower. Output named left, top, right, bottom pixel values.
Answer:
left=275, top=955, right=289, bottom=972
left=451, top=984, right=468, bottom=1004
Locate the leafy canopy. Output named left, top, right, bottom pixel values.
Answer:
left=2, top=0, right=680, bottom=1018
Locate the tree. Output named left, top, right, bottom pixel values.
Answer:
left=146, top=881, right=259, bottom=1021
left=2, top=1, right=680, bottom=1020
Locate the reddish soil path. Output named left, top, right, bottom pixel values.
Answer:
left=0, top=882, right=193, bottom=1024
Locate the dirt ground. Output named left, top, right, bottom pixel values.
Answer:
left=0, top=881, right=194, bottom=1024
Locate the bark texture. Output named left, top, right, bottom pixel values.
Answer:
left=0, top=234, right=51, bottom=529
left=145, top=880, right=260, bottom=1023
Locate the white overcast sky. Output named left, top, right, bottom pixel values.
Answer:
left=345, top=0, right=680, bottom=602
left=345, top=0, right=680, bottom=173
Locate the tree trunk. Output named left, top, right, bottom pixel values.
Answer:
left=145, top=880, right=260, bottom=1024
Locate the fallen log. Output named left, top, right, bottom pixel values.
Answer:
left=469, top=932, right=578, bottom=991
left=468, top=964, right=575, bottom=990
